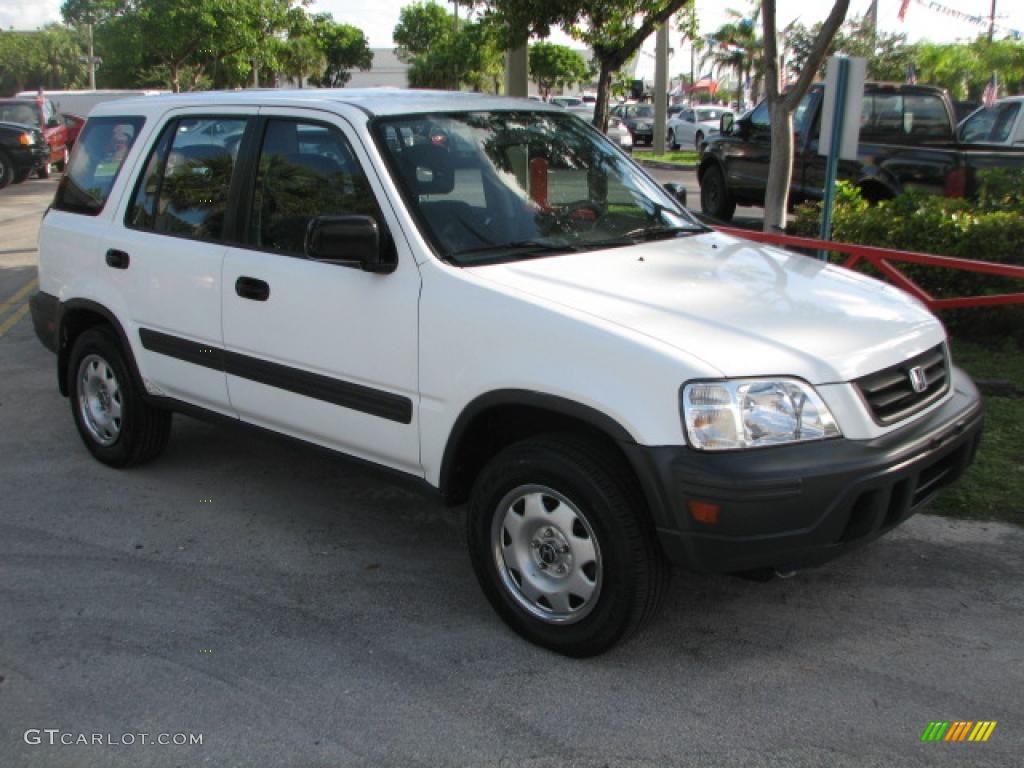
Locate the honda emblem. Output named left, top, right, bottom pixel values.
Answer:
left=908, top=366, right=928, bottom=393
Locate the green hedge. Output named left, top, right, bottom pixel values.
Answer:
left=789, top=170, right=1024, bottom=342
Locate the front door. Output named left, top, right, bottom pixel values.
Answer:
left=220, top=110, right=422, bottom=475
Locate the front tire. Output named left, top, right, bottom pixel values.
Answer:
left=699, top=164, right=736, bottom=222
left=467, top=434, right=669, bottom=657
left=68, top=326, right=172, bottom=467
left=667, top=129, right=678, bottom=150
left=36, top=161, right=51, bottom=179
left=695, top=131, right=704, bottom=151
left=0, top=151, right=12, bottom=190
left=56, top=145, right=69, bottom=173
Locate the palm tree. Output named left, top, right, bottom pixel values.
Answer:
left=701, top=6, right=762, bottom=108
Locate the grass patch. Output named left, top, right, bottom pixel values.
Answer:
left=929, top=337, right=1024, bottom=526
left=641, top=151, right=699, bottom=166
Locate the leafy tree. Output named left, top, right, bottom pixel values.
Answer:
left=787, top=14, right=915, bottom=84
left=0, top=25, right=88, bottom=93
left=916, top=38, right=1024, bottom=100
left=394, top=2, right=455, bottom=63
left=394, top=2, right=503, bottom=92
left=761, top=0, right=850, bottom=233
left=478, top=1, right=694, bottom=130
left=278, top=35, right=326, bottom=88
left=307, top=14, right=373, bottom=87
left=529, top=41, right=589, bottom=99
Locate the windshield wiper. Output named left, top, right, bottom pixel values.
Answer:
left=447, top=240, right=580, bottom=260
left=621, top=225, right=706, bottom=241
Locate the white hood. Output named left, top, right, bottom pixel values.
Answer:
left=471, top=231, right=945, bottom=384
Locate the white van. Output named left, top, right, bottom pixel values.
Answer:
left=29, top=90, right=983, bottom=656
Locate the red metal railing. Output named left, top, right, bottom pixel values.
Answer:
left=714, top=226, right=1024, bottom=311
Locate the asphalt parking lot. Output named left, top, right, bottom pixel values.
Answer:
left=1, top=175, right=1022, bottom=768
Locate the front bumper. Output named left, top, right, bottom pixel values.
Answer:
left=625, top=367, right=983, bottom=573
left=8, top=144, right=49, bottom=175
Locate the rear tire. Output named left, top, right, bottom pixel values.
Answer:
left=700, top=164, right=736, bottom=222
left=695, top=131, right=705, bottom=151
left=668, top=129, right=678, bottom=150
left=467, top=433, right=669, bottom=657
left=55, top=145, right=69, bottom=173
left=68, top=326, right=172, bottom=468
left=36, top=161, right=51, bottom=180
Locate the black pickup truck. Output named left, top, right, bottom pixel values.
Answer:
left=0, top=121, right=49, bottom=190
left=697, top=82, right=1024, bottom=221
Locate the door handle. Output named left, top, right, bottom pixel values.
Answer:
left=235, top=276, right=270, bottom=301
left=105, top=249, right=130, bottom=269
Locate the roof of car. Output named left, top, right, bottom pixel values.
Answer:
left=88, top=88, right=562, bottom=119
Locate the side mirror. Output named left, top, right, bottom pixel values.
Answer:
left=47, top=117, right=60, bottom=128
left=720, top=113, right=735, bottom=135
left=663, top=182, right=687, bottom=208
left=305, top=215, right=390, bottom=273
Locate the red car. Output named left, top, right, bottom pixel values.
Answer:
left=0, top=96, right=69, bottom=178
left=61, top=113, right=86, bottom=150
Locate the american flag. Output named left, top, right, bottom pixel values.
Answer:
left=898, top=0, right=911, bottom=22
left=982, top=73, right=998, bottom=108
left=906, top=64, right=917, bottom=85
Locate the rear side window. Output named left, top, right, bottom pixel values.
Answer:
left=126, top=116, right=248, bottom=241
left=54, top=116, right=144, bottom=216
left=860, top=93, right=950, bottom=141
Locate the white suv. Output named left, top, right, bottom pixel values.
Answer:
left=30, top=90, right=983, bottom=656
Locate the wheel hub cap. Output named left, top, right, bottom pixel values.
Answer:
left=77, top=354, right=123, bottom=447
left=491, top=485, right=602, bottom=625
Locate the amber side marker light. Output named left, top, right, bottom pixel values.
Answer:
left=688, top=500, right=720, bottom=524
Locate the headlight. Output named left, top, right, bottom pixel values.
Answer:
left=18, top=132, right=35, bottom=146
left=681, top=378, right=841, bottom=450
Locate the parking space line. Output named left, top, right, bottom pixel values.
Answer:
left=0, top=277, right=38, bottom=313
left=0, top=303, right=30, bottom=337
left=0, top=277, right=38, bottom=337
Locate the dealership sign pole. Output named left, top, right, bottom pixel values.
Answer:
left=818, top=55, right=865, bottom=260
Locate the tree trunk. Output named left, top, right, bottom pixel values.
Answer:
left=171, top=63, right=181, bottom=93
left=594, top=63, right=613, bottom=132
left=763, top=101, right=794, bottom=233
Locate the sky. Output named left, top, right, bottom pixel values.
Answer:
left=2, top=1, right=1022, bottom=51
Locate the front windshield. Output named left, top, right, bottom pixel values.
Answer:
left=627, top=106, right=655, bottom=119
left=696, top=109, right=728, bottom=122
left=0, top=103, right=39, bottom=127
left=375, top=111, right=703, bottom=265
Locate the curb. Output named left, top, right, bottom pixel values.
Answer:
left=635, top=159, right=697, bottom=171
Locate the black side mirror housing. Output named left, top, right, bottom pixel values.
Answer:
left=663, top=182, right=687, bottom=208
left=47, top=117, right=60, bottom=128
left=720, top=113, right=735, bottom=135
left=305, top=215, right=392, bottom=273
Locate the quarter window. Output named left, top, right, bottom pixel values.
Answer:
left=248, top=119, right=381, bottom=257
left=54, top=116, right=144, bottom=216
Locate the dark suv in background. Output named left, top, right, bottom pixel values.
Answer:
left=0, top=121, right=48, bottom=189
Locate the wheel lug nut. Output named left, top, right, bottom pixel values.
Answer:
left=556, top=565, right=566, bottom=574
left=538, top=562, right=547, bottom=570
left=530, top=540, right=539, bottom=548
left=559, top=545, right=569, bottom=554
left=545, top=528, right=554, bottom=537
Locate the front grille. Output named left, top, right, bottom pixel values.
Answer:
left=854, top=344, right=950, bottom=425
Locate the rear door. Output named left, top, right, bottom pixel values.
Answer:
left=108, top=109, right=253, bottom=413
left=220, top=109, right=422, bottom=475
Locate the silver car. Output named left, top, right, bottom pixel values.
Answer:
left=568, top=105, right=633, bottom=151
left=667, top=105, right=734, bottom=151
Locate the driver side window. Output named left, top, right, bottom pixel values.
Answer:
left=749, top=100, right=770, bottom=129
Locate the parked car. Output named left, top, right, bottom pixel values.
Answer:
left=610, top=103, right=656, bottom=146
left=0, top=97, right=69, bottom=178
left=667, top=105, right=735, bottom=151
left=698, top=82, right=1024, bottom=221
left=61, top=113, right=86, bottom=151
left=0, top=121, right=49, bottom=189
left=550, top=96, right=584, bottom=108
left=31, top=90, right=981, bottom=657
left=568, top=105, right=633, bottom=151
left=17, top=89, right=169, bottom=120
left=957, top=97, right=1024, bottom=146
